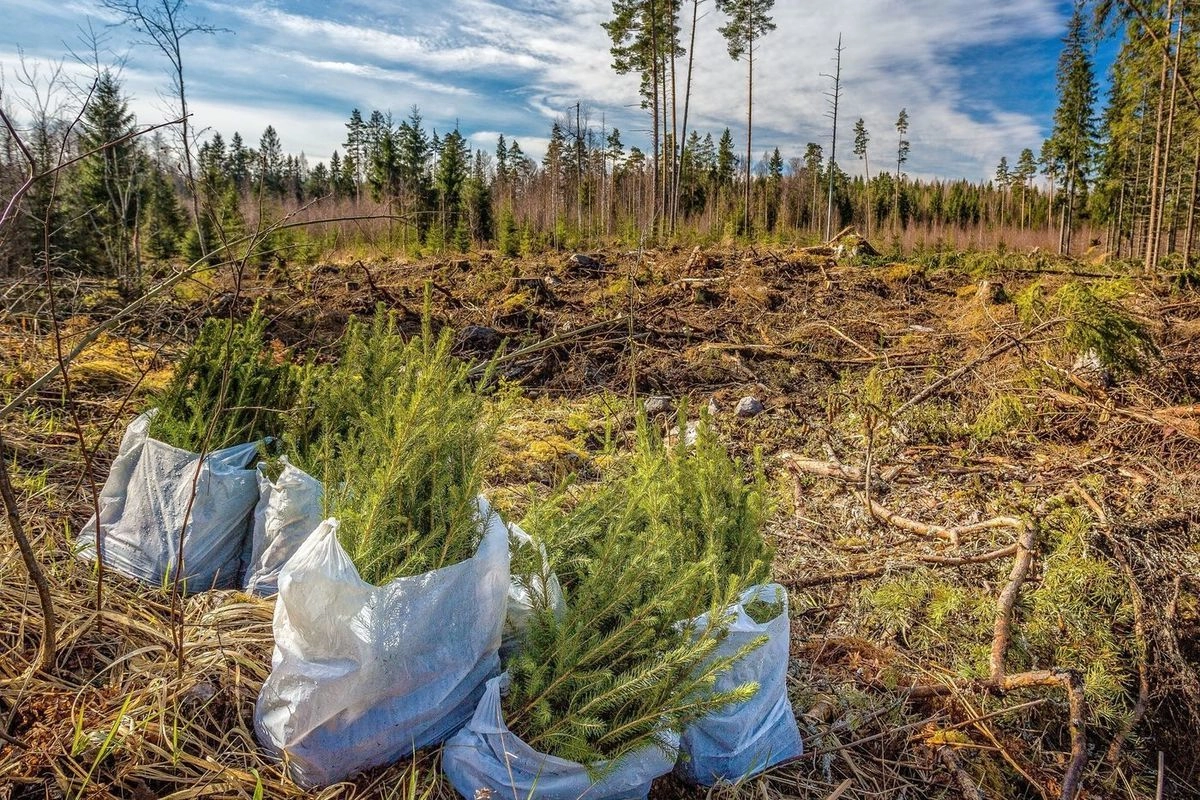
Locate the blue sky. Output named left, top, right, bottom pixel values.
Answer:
left=2, top=0, right=1104, bottom=180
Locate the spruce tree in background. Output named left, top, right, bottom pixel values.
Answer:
left=257, top=125, right=284, bottom=198
left=397, top=108, right=434, bottom=243
left=1047, top=2, right=1097, bottom=255
left=436, top=128, right=470, bottom=250
left=715, top=0, right=775, bottom=236
left=75, top=70, right=145, bottom=294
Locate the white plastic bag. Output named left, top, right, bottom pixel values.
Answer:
left=77, top=412, right=260, bottom=593
left=254, top=496, right=510, bottom=787
left=242, top=458, right=323, bottom=596
left=442, top=674, right=679, bottom=800
left=502, top=519, right=564, bottom=662
left=676, top=583, right=802, bottom=784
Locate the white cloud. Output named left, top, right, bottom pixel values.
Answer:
left=5, top=0, right=1069, bottom=179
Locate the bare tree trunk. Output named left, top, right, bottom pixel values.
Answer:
left=744, top=30, right=753, bottom=236
left=1185, top=141, right=1200, bottom=263
left=1159, top=8, right=1184, bottom=258
left=650, top=0, right=661, bottom=236
left=1144, top=14, right=1172, bottom=273
left=668, top=7, right=678, bottom=234
left=675, top=0, right=700, bottom=233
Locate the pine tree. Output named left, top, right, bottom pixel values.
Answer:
left=803, top=142, right=824, bottom=232
left=1015, top=147, right=1038, bottom=229
left=853, top=118, right=872, bottom=237
left=603, top=0, right=682, bottom=232
left=893, top=108, right=910, bottom=234
left=995, top=156, right=1011, bottom=225
left=715, top=0, right=775, bottom=236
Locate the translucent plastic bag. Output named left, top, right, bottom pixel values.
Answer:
left=77, top=412, right=260, bottom=593
left=502, top=519, right=563, bottom=662
left=254, top=496, right=509, bottom=787
left=242, top=458, right=323, bottom=596
left=676, top=583, right=802, bottom=784
left=442, top=674, right=679, bottom=800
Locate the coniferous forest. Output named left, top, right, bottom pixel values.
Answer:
left=2, top=2, right=1200, bottom=800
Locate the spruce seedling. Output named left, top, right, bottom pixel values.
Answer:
left=147, top=306, right=296, bottom=451
left=300, top=310, right=498, bottom=584
left=507, top=409, right=776, bottom=771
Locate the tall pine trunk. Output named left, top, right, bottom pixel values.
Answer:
left=675, top=0, right=699, bottom=232
left=1185, top=141, right=1200, bottom=263
left=1144, top=13, right=1172, bottom=273
left=744, top=31, right=753, bottom=236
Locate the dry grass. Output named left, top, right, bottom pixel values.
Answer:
left=2, top=243, right=1200, bottom=799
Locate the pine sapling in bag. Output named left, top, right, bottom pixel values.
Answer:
left=79, top=309, right=295, bottom=593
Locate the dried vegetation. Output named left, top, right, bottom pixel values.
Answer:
left=2, top=242, right=1199, bottom=799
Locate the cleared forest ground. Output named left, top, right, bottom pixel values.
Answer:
left=1, top=244, right=1199, bottom=799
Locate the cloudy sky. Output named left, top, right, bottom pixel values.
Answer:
left=3, top=0, right=1107, bottom=181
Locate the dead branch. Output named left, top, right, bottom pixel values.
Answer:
left=1046, top=389, right=1200, bottom=442
left=938, top=746, right=984, bottom=800
left=786, top=544, right=1019, bottom=589
left=0, top=431, right=57, bottom=675
left=782, top=453, right=1027, bottom=544
left=894, top=321, right=1056, bottom=417
left=991, top=522, right=1036, bottom=681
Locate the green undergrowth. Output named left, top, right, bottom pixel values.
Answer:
left=1015, top=278, right=1156, bottom=375
left=864, top=500, right=1136, bottom=739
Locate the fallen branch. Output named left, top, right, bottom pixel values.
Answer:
left=781, top=454, right=1026, bottom=544
left=786, top=544, right=1019, bottom=589
left=1045, top=389, right=1200, bottom=442
left=939, top=746, right=984, bottom=800
left=894, top=321, right=1056, bottom=417
left=0, top=431, right=57, bottom=675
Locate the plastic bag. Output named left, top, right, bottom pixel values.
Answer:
left=77, top=412, right=260, bottom=593
left=675, top=583, right=802, bottom=784
left=242, top=458, right=323, bottom=595
left=502, top=519, right=564, bottom=662
left=254, top=496, right=509, bottom=787
left=443, top=674, right=679, bottom=800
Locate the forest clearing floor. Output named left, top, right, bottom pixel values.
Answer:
left=1, top=242, right=1199, bottom=799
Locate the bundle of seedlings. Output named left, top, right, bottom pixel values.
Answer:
left=309, top=313, right=498, bottom=583
left=147, top=305, right=297, bottom=451
left=255, top=311, right=511, bottom=786
left=244, top=309, right=500, bottom=592
left=519, top=410, right=774, bottom=608
left=607, top=412, right=801, bottom=783
left=80, top=306, right=299, bottom=592
left=442, top=411, right=797, bottom=798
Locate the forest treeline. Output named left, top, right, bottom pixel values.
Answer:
left=1, top=0, right=1198, bottom=289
